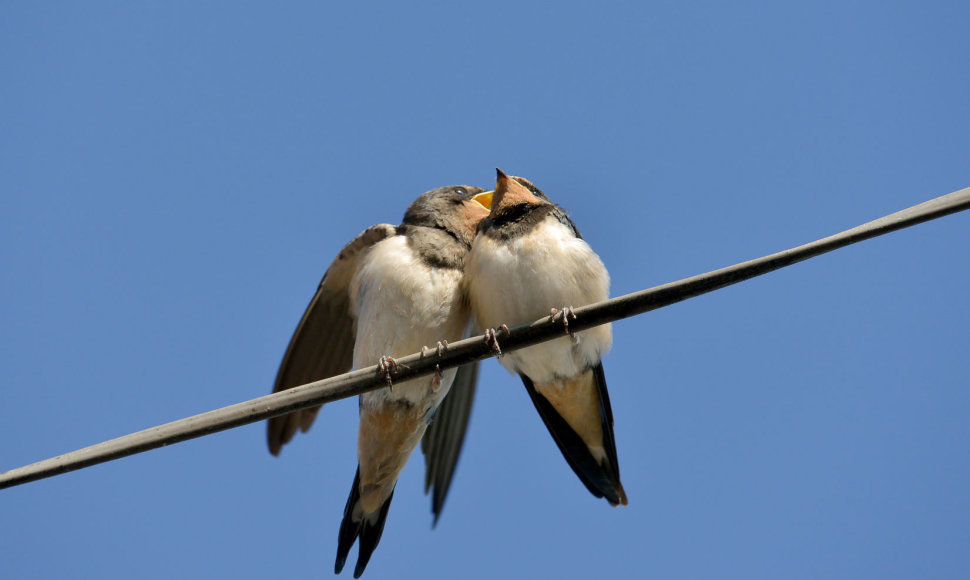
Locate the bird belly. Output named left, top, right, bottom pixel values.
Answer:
left=349, top=236, right=468, bottom=512
left=351, top=236, right=468, bottom=409
left=467, top=219, right=612, bottom=383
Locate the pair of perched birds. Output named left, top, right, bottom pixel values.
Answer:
left=267, top=170, right=626, bottom=577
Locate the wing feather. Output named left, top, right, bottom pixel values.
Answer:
left=267, top=224, right=396, bottom=455
left=420, top=361, right=479, bottom=524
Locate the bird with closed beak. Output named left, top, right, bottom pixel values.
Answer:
left=465, top=169, right=627, bottom=506
left=267, top=185, right=493, bottom=577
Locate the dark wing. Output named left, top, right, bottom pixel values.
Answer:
left=421, top=360, right=479, bottom=525
left=267, top=224, right=396, bottom=456
left=519, top=363, right=627, bottom=506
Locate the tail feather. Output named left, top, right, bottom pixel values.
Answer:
left=520, top=363, right=627, bottom=506
left=335, top=466, right=395, bottom=578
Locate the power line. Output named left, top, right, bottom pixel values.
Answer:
left=1, top=186, right=967, bottom=490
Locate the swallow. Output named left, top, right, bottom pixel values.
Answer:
left=465, top=169, right=627, bottom=506
left=267, top=185, right=493, bottom=577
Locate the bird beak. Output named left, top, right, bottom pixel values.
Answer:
left=491, top=168, right=512, bottom=211
left=495, top=168, right=510, bottom=190
left=472, top=190, right=493, bottom=211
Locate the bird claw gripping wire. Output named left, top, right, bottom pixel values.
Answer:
left=484, top=324, right=510, bottom=356
left=377, top=356, right=399, bottom=389
left=550, top=306, right=578, bottom=342
left=421, top=341, right=450, bottom=391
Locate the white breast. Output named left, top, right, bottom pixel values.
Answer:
left=466, top=217, right=612, bottom=383
left=351, top=235, right=468, bottom=411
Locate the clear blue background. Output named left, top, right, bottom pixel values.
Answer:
left=2, top=2, right=968, bottom=579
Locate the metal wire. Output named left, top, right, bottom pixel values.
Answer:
left=2, top=186, right=968, bottom=490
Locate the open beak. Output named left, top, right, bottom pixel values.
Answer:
left=472, top=190, right=493, bottom=211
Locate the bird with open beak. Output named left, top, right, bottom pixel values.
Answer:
left=267, top=185, right=493, bottom=577
left=465, top=169, right=627, bottom=506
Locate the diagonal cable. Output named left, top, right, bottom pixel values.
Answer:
left=1, top=186, right=967, bottom=490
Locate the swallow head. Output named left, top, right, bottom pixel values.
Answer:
left=403, top=185, right=493, bottom=246
left=491, top=168, right=551, bottom=214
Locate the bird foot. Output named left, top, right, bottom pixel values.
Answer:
left=420, top=341, right=449, bottom=391
left=422, top=340, right=449, bottom=358
left=550, top=306, right=578, bottom=341
left=377, top=355, right=399, bottom=389
left=484, top=324, right=510, bottom=356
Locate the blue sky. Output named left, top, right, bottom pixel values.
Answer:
left=2, top=2, right=968, bottom=579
